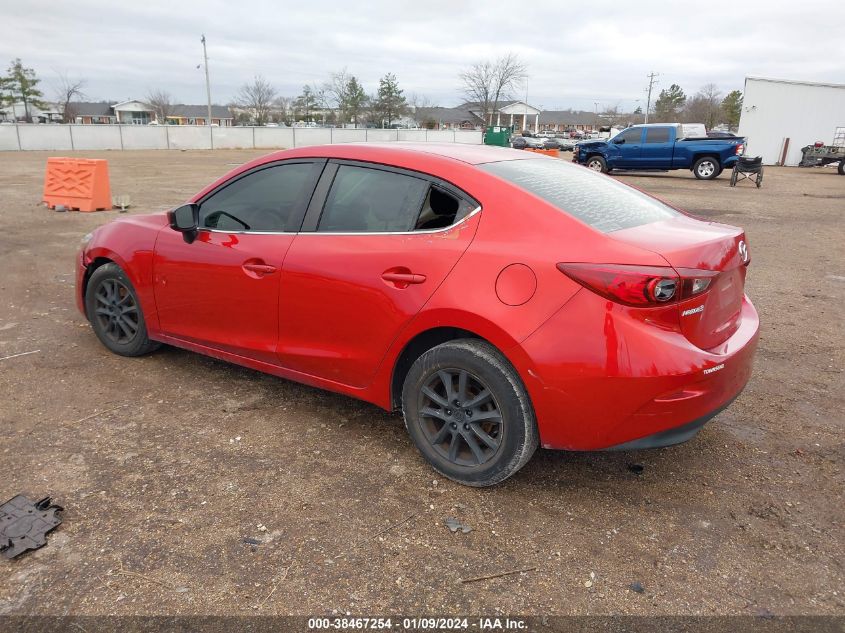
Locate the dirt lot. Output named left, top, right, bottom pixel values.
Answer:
left=0, top=149, right=842, bottom=618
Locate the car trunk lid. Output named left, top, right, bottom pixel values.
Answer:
left=611, top=215, right=748, bottom=350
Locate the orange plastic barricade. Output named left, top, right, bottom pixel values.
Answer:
left=43, top=158, right=112, bottom=212
left=525, top=148, right=560, bottom=158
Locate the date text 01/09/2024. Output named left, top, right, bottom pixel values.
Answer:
left=306, top=617, right=528, bottom=630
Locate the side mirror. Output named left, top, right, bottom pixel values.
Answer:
left=614, top=138, right=625, bottom=145
left=167, top=203, right=200, bottom=244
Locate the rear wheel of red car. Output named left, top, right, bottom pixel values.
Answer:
left=401, top=339, right=538, bottom=487
left=693, top=157, right=721, bottom=180
left=586, top=156, right=607, bottom=173
left=85, top=263, right=160, bottom=357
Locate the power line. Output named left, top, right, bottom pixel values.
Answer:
left=644, top=72, right=659, bottom=123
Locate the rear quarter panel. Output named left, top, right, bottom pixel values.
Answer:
left=369, top=160, right=674, bottom=406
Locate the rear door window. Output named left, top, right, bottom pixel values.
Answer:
left=645, top=127, right=671, bottom=143
left=317, top=165, right=429, bottom=232
left=480, top=159, right=678, bottom=232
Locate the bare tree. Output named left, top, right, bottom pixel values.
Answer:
left=460, top=53, right=527, bottom=125
left=683, top=83, right=723, bottom=128
left=54, top=73, right=86, bottom=123
left=272, top=95, right=291, bottom=123
left=325, top=68, right=351, bottom=125
left=600, top=103, right=624, bottom=127
left=236, top=75, right=277, bottom=125
left=145, top=88, right=173, bottom=124
left=408, top=93, right=436, bottom=127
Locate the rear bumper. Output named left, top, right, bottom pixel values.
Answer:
left=602, top=395, right=736, bottom=451
left=512, top=290, right=759, bottom=451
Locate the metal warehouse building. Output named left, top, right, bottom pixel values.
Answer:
left=738, top=77, right=845, bottom=166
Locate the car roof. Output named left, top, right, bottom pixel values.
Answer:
left=262, top=142, right=536, bottom=166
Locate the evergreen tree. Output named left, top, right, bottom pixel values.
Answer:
left=374, top=73, right=407, bottom=128
left=294, top=85, right=318, bottom=122
left=345, top=76, right=367, bottom=127
left=4, top=59, right=45, bottom=122
left=653, top=83, right=686, bottom=122
left=721, top=90, right=743, bottom=128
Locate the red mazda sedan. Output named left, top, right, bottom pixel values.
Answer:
left=76, top=143, right=759, bottom=486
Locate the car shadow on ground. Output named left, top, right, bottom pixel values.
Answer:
left=150, top=344, right=717, bottom=499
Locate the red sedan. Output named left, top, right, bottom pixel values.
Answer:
left=76, top=143, right=759, bottom=486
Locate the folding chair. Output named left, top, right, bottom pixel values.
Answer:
left=730, top=156, right=763, bottom=188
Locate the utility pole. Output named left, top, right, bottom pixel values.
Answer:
left=644, top=72, right=659, bottom=124
left=201, top=35, right=212, bottom=126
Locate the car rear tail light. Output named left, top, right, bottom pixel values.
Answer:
left=557, top=263, right=719, bottom=307
left=735, top=143, right=744, bottom=155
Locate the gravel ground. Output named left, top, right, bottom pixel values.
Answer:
left=0, top=149, right=842, bottom=617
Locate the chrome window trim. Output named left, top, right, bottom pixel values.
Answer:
left=199, top=205, right=482, bottom=237
left=299, top=204, right=482, bottom=236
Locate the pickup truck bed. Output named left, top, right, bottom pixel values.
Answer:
left=573, top=124, right=746, bottom=180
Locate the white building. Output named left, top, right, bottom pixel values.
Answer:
left=738, top=77, right=845, bottom=166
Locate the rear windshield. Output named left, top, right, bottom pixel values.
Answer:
left=479, top=159, right=679, bottom=232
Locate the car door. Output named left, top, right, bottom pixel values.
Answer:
left=609, top=127, right=644, bottom=168
left=640, top=126, right=674, bottom=168
left=153, top=160, right=324, bottom=364
left=277, top=161, right=480, bottom=388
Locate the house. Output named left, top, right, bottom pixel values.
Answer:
left=71, top=100, right=233, bottom=126
left=464, top=100, right=545, bottom=132
left=73, top=102, right=118, bottom=124
left=162, top=104, right=233, bottom=126
left=537, top=110, right=599, bottom=133
left=412, top=106, right=483, bottom=129
left=0, top=101, right=63, bottom=123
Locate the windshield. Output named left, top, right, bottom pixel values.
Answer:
left=479, top=159, right=679, bottom=233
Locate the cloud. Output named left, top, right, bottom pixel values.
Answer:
left=1, top=0, right=842, bottom=110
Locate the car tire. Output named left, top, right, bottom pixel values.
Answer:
left=586, top=156, right=607, bottom=173
left=693, top=157, right=720, bottom=180
left=401, top=339, right=539, bottom=487
left=85, top=263, right=160, bottom=357
left=838, top=160, right=844, bottom=176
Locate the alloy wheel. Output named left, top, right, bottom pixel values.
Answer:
left=93, top=279, right=140, bottom=344
left=697, top=161, right=716, bottom=178
left=418, top=368, right=503, bottom=467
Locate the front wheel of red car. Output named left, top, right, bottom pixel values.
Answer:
left=401, top=339, right=538, bottom=487
left=85, top=263, right=161, bottom=357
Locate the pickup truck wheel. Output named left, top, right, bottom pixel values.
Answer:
left=586, top=156, right=607, bottom=173
left=693, top=157, right=720, bottom=180
left=838, top=160, right=844, bottom=175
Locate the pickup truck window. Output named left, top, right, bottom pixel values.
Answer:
left=645, top=127, right=671, bottom=143
left=616, top=128, right=643, bottom=144
left=481, top=159, right=678, bottom=233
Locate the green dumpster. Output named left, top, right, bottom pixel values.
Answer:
left=484, top=125, right=511, bottom=147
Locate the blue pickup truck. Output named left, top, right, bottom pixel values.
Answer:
left=572, top=124, right=745, bottom=180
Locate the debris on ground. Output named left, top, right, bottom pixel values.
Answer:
left=630, top=581, right=645, bottom=594
left=627, top=464, right=645, bottom=475
left=460, top=566, right=536, bottom=584
left=1, top=495, right=63, bottom=559
left=445, top=517, right=472, bottom=534
left=242, top=537, right=261, bottom=545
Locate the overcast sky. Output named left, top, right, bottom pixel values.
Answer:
left=2, top=0, right=843, bottom=112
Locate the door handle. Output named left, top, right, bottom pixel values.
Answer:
left=381, top=271, right=427, bottom=286
left=242, top=262, right=277, bottom=275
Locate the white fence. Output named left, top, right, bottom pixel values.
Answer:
left=0, top=124, right=482, bottom=151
